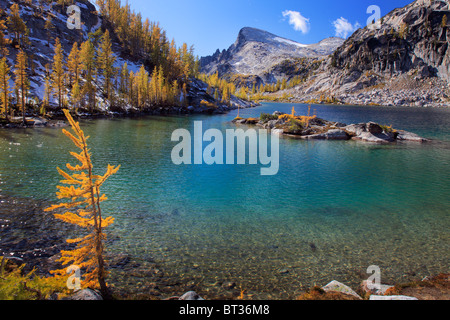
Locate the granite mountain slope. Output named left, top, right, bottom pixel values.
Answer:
left=277, top=0, right=450, bottom=107
left=200, top=27, right=344, bottom=84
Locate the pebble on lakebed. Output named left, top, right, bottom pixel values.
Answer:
left=233, top=112, right=430, bottom=144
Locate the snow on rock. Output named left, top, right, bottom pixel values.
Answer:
left=274, top=37, right=308, bottom=48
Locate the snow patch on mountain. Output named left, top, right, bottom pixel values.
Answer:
left=274, top=37, right=308, bottom=48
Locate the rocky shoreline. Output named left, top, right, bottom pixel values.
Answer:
left=271, top=74, right=450, bottom=109
left=0, top=99, right=259, bottom=129
left=66, top=273, right=450, bottom=300
left=233, top=111, right=429, bottom=144
left=283, top=86, right=450, bottom=108
left=333, top=85, right=449, bottom=108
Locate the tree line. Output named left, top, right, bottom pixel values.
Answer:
left=199, top=71, right=305, bottom=103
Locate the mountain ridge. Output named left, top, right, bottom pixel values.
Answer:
left=200, top=27, right=344, bottom=83
left=268, top=0, right=450, bottom=107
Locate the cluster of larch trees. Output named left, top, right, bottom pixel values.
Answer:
left=256, top=76, right=303, bottom=94
left=0, top=0, right=200, bottom=124
left=95, top=0, right=199, bottom=80
left=0, top=3, right=31, bottom=123
left=199, top=71, right=306, bottom=103
left=198, top=72, right=236, bottom=105
left=45, top=27, right=193, bottom=113
left=95, top=0, right=199, bottom=90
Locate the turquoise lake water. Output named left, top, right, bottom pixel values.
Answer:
left=0, top=102, right=449, bottom=299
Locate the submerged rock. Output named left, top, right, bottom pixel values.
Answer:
left=278, top=268, right=290, bottom=275
left=109, top=254, right=132, bottom=269
left=222, top=282, right=237, bottom=290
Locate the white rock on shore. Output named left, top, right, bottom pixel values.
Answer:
left=321, top=280, right=363, bottom=300
left=370, top=295, right=418, bottom=301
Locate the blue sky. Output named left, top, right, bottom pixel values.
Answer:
left=122, top=0, right=414, bottom=57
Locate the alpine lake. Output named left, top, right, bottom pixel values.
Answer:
left=0, top=102, right=449, bottom=299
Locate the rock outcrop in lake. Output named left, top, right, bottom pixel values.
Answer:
left=233, top=111, right=429, bottom=143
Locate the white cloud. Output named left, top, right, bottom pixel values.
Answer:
left=332, top=17, right=361, bottom=38
left=282, top=10, right=310, bottom=34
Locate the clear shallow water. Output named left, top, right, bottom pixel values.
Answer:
left=0, top=103, right=449, bottom=299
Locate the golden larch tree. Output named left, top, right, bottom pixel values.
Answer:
left=51, top=38, right=66, bottom=109
left=98, top=30, right=116, bottom=103
left=80, top=40, right=96, bottom=112
left=67, top=42, right=81, bottom=88
left=14, top=50, right=28, bottom=125
left=0, top=19, right=10, bottom=58
left=45, top=109, right=120, bottom=299
left=7, top=3, right=27, bottom=47
left=0, top=57, right=11, bottom=120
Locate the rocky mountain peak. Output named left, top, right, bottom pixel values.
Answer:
left=200, top=27, right=344, bottom=84
left=235, top=27, right=280, bottom=46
